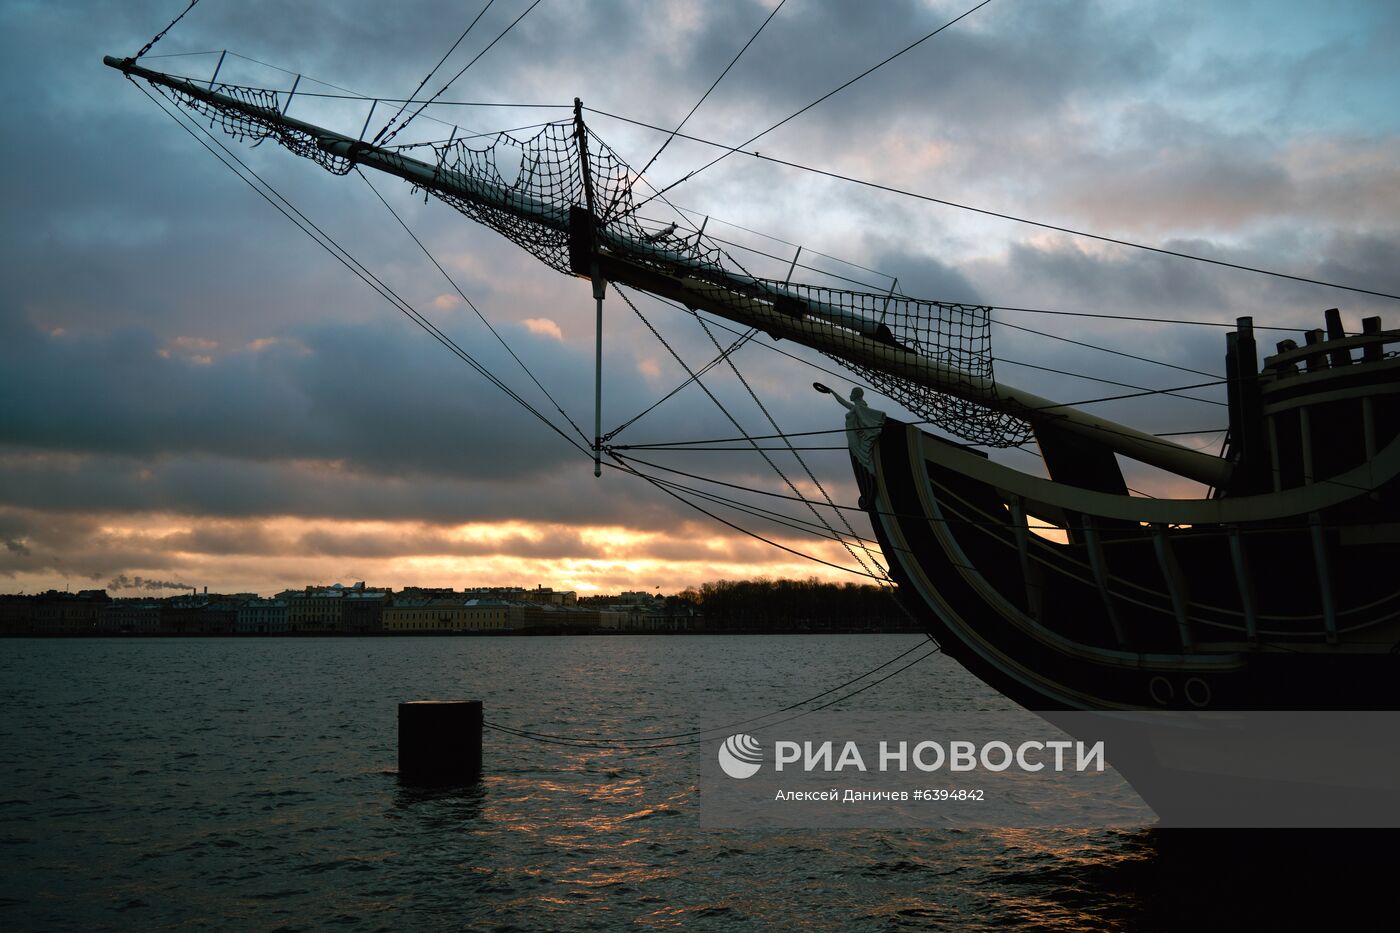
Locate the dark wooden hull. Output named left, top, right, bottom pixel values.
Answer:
left=858, top=420, right=1400, bottom=712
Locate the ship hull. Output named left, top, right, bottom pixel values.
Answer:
left=857, top=419, right=1400, bottom=713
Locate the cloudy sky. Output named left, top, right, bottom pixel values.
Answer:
left=2, top=0, right=1397, bottom=596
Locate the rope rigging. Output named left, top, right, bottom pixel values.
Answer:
left=133, top=0, right=202, bottom=61
left=128, top=67, right=904, bottom=588
left=355, top=168, right=593, bottom=447
left=591, top=105, right=1400, bottom=305
left=626, top=0, right=789, bottom=197
left=377, top=0, right=546, bottom=147
left=130, top=77, right=593, bottom=461
left=603, top=327, right=758, bottom=441
left=690, top=310, right=891, bottom=581
left=630, top=0, right=996, bottom=212
left=372, top=0, right=498, bottom=145
left=612, top=284, right=891, bottom=578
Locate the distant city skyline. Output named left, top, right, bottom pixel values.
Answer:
left=4, top=1, right=1398, bottom=595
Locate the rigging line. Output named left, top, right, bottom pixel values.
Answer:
left=288, top=93, right=566, bottom=107
left=614, top=422, right=1225, bottom=448
left=667, top=204, right=896, bottom=283
left=623, top=446, right=1393, bottom=541
left=643, top=294, right=1227, bottom=439
left=618, top=449, right=1179, bottom=534
left=149, top=63, right=561, bottom=142
left=597, top=291, right=892, bottom=571
left=209, top=55, right=569, bottom=108
left=614, top=285, right=870, bottom=560
left=132, top=79, right=589, bottom=457
left=633, top=209, right=890, bottom=292
left=218, top=50, right=361, bottom=90
left=991, top=305, right=1309, bottom=333
left=633, top=0, right=994, bottom=212
left=612, top=451, right=970, bottom=529
left=613, top=459, right=898, bottom=558
left=692, top=312, right=890, bottom=583
left=619, top=446, right=1379, bottom=540
left=596, top=107, right=1400, bottom=306
left=373, top=0, right=498, bottom=145
left=387, top=119, right=569, bottom=150
left=133, top=0, right=201, bottom=60
left=996, top=356, right=1228, bottom=407
left=615, top=428, right=878, bottom=448
left=206, top=54, right=502, bottom=143
left=355, top=168, right=592, bottom=447
left=380, top=0, right=546, bottom=146
left=487, top=646, right=942, bottom=750
left=633, top=205, right=1316, bottom=336
left=595, top=131, right=760, bottom=283
left=610, top=451, right=1184, bottom=534
left=633, top=467, right=887, bottom=551
left=485, top=636, right=935, bottom=746
left=607, top=451, right=891, bottom=581
left=639, top=292, right=886, bottom=399
left=626, top=0, right=789, bottom=201
left=604, top=328, right=758, bottom=441
left=647, top=206, right=1309, bottom=336
left=631, top=283, right=886, bottom=580
left=616, top=470, right=894, bottom=566
left=994, top=318, right=1222, bottom=380
left=142, top=49, right=221, bottom=59
left=629, top=248, right=1227, bottom=423
left=1033, top=378, right=1227, bottom=412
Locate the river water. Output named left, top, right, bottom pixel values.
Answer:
left=0, top=636, right=1383, bottom=930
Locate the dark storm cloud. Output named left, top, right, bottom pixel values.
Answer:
left=0, top=440, right=867, bottom=541
left=0, top=313, right=581, bottom=480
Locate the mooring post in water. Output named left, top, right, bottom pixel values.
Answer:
left=398, top=700, right=482, bottom=785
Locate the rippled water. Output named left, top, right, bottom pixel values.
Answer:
left=0, top=636, right=1385, bottom=930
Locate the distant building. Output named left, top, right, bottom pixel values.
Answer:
left=199, top=600, right=244, bottom=635
left=614, top=590, right=660, bottom=607
left=21, top=589, right=113, bottom=634
left=514, top=604, right=601, bottom=631
left=464, top=585, right=577, bottom=607
left=397, top=586, right=461, bottom=599
left=237, top=598, right=288, bottom=634
left=383, top=598, right=513, bottom=633
left=341, top=589, right=391, bottom=633
left=100, top=599, right=163, bottom=634
left=160, top=596, right=209, bottom=634
left=287, top=588, right=344, bottom=633
left=523, top=585, right=576, bottom=606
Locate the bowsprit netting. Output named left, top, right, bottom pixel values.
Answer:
left=752, top=282, right=1033, bottom=447
left=138, top=66, right=1028, bottom=446
left=427, top=124, right=659, bottom=275
left=151, top=79, right=355, bottom=176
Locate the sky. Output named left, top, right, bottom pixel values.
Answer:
left=2, top=0, right=1398, bottom=596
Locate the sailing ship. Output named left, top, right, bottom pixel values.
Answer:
left=102, top=50, right=1398, bottom=729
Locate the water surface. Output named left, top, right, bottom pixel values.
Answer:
left=0, top=636, right=1376, bottom=930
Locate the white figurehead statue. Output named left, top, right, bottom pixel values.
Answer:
left=817, top=383, right=886, bottom=470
